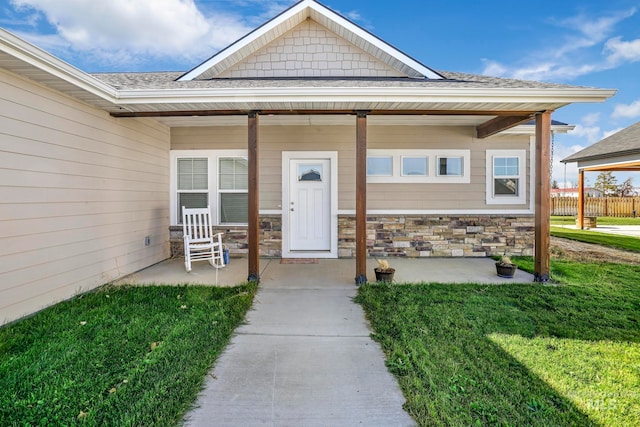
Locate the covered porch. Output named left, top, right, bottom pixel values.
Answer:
left=119, top=257, right=535, bottom=287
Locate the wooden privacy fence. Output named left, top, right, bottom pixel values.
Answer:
left=551, top=197, right=640, bottom=217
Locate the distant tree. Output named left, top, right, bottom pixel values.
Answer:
left=617, top=177, right=635, bottom=197
left=593, top=172, right=618, bottom=196
left=552, top=180, right=559, bottom=189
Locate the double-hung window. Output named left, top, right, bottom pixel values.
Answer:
left=486, top=150, right=526, bottom=204
left=171, top=150, right=248, bottom=225
left=218, top=157, right=248, bottom=224
left=177, top=158, right=209, bottom=216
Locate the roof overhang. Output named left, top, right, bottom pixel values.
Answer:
left=0, top=26, right=615, bottom=138
left=0, top=28, right=117, bottom=110
left=563, top=152, right=640, bottom=171
left=108, top=86, right=615, bottom=117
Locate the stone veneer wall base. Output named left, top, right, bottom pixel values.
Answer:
left=169, top=214, right=534, bottom=258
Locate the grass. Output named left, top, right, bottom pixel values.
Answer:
left=551, top=215, right=640, bottom=226
left=0, top=283, right=257, bottom=426
left=356, top=260, right=640, bottom=426
left=550, top=226, right=640, bottom=253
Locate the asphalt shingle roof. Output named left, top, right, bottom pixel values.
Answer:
left=90, top=70, right=591, bottom=91
left=562, top=120, right=640, bottom=163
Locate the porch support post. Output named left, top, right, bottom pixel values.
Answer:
left=247, top=111, right=260, bottom=282
left=577, top=169, right=585, bottom=229
left=355, top=111, right=368, bottom=285
left=534, top=111, right=552, bottom=282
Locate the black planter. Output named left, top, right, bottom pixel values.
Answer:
left=374, top=268, right=395, bottom=283
left=496, top=263, right=517, bottom=278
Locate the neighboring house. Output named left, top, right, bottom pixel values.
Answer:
left=550, top=188, right=602, bottom=197
left=562, top=120, right=640, bottom=227
left=0, top=0, right=615, bottom=324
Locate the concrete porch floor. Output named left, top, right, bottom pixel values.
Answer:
left=120, top=256, right=535, bottom=286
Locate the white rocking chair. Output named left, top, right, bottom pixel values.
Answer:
left=182, top=206, right=225, bottom=273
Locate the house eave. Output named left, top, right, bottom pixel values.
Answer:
left=562, top=149, right=640, bottom=165
left=112, top=87, right=615, bottom=112
left=0, top=28, right=118, bottom=103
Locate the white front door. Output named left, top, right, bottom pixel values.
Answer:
left=282, top=152, right=337, bottom=258
left=290, top=159, right=331, bottom=250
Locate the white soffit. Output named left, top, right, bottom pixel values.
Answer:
left=177, top=0, right=443, bottom=81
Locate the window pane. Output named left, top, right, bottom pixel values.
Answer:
left=220, top=193, right=248, bottom=224
left=219, top=157, right=248, bottom=190
left=367, top=157, right=392, bottom=176
left=178, top=193, right=208, bottom=222
left=219, top=174, right=235, bottom=189
left=178, top=158, right=207, bottom=190
left=494, top=157, right=519, bottom=176
left=298, top=164, right=323, bottom=181
left=494, top=178, right=519, bottom=195
left=438, top=157, right=463, bottom=176
left=402, top=157, right=427, bottom=176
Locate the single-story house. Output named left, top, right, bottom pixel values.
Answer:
left=0, top=0, right=615, bottom=325
left=562, top=120, right=640, bottom=227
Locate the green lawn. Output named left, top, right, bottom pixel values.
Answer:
left=357, top=260, right=640, bottom=426
left=0, top=283, right=256, bottom=426
left=550, top=226, right=640, bottom=253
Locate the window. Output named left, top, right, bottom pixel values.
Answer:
left=367, top=149, right=470, bottom=183
left=219, top=157, right=248, bottom=224
left=437, top=156, right=463, bottom=176
left=486, top=150, right=526, bottom=204
left=401, top=157, right=428, bottom=176
left=176, top=158, right=208, bottom=221
left=298, top=164, right=323, bottom=181
left=170, top=150, right=248, bottom=225
left=493, top=157, right=519, bottom=196
left=367, top=157, right=392, bottom=176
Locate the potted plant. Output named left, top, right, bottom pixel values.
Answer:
left=495, top=255, right=517, bottom=278
left=374, top=259, right=395, bottom=283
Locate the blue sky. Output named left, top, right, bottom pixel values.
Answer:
left=2, top=0, right=640, bottom=187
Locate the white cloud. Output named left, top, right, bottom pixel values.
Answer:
left=9, top=0, right=260, bottom=66
left=568, top=124, right=601, bottom=143
left=604, top=36, right=640, bottom=64
left=612, top=99, right=640, bottom=119
left=482, top=7, right=637, bottom=81
left=582, top=112, right=600, bottom=126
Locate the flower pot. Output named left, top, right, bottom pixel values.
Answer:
left=496, top=263, right=517, bottom=278
left=374, top=268, right=395, bottom=283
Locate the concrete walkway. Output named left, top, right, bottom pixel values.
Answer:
left=122, top=257, right=533, bottom=426
left=183, top=260, right=416, bottom=426
left=554, top=223, right=640, bottom=237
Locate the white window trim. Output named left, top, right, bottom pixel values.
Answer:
left=170, top=149, right=248, bottom=225
left=367, top=149, right=470, bottom=183
left=486, top=149, right=526, bottom=205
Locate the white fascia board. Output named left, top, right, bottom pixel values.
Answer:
left=0, top=28, right=117, bottom=100
left=115, top=86, right=617, bottom=106
left=502, top=123, right=576, bottom=135
left=177, top=1, right=310, bottom=81
left=306, top=1, right=442, bottom=79
left=578, top=156, right=640, bottom=170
